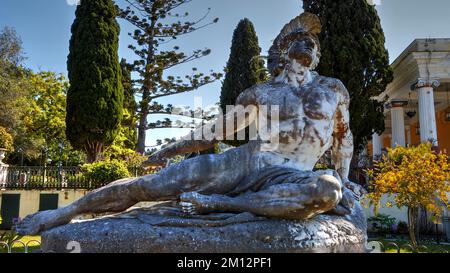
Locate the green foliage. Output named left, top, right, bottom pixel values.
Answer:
left=120, top=59, right=138, bottom=150
left=82, top=160, right=130, bottom=186
left=0, top=26, right=23, bottom=65
left=303, top=0, right=393, bottom=151
left=0, top=230, right=23, bottom=247
left=120, top=0, right=223, bottom=153
left=7, top=71, right=84, bottom=165
left=66, top=0, right=123, bottom=162
left=0, top=27, right=30, bottom=142
left=219, top=18, right=267, bottom=147
left=220, top=18, right=267, bottom=110
left=0, top=28, right=84, bottom=164
left=0, top=126, right=13, bottom=150
left=103, top=127, right=147, bottom=168
left=368, top=213, right=396, bottom=232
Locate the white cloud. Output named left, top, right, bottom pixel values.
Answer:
left=66, top=0, right=80, bottom=6
left=367, top=0, right=383, bottom=5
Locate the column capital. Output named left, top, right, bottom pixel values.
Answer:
left=385, top=100, right=408, bottom=109
left=411, top=78, right=440, bottom=90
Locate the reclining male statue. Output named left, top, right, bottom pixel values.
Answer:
left=16, top=13, right=362, bottom=236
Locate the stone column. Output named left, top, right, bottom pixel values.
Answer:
left=405, top=125, right=412, bottom=147
left=372, top=133, right=382, bottom=160
left=388, top=100, right=408, bottom=147
left=0, top=149, right=8, bottom=186
left=412, top=79, right=440, bottom=146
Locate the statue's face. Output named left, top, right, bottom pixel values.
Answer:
left=286, top=35, right=320, bottom=70
left=269, top=32, right=321, bottom=77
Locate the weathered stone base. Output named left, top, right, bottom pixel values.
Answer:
left=42, top=203, right=368, bottom=253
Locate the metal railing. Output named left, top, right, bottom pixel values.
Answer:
left=0, top=239, right=41, bottom=253
left=367, top=240, right=449, bottom=253
left=1, top=239, right=448, bottom=253
left=0, top=166, right=149, bottom=190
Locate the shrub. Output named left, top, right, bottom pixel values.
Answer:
left=0, top=126, right=13, bottom=151
left=82, top=160, right=130, bottom=186
left=366, top=143, right=450, bottom=247
left=368, top=214, right=396, bottom=233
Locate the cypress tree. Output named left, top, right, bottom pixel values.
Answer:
left=219, top=18, right=267, bottom=146
left=66, top=0, right=123, bottom=163
left=303, top=0, right=393, bottom=152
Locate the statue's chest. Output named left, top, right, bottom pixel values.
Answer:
left=261, top=85, right=337, bottom=121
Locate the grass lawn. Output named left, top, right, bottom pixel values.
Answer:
left=0, top=235, right=41, bottom=253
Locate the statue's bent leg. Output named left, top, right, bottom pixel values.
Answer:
left=15, top=144, right=256, bottom=235
left=180, top=173, right=342, bottom=220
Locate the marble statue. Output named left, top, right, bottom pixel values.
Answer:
left=16, top=13, right=363, bottom=238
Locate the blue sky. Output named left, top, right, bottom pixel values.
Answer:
left=1, top=0, right=450, bottom=148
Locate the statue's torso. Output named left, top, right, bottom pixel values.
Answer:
left=250, top=75, right=340, bottom=171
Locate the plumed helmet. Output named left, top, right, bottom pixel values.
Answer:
left=268, top=12, right=322, bottom=77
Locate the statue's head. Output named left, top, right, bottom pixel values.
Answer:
left=268, top=13, right=322, bottom=78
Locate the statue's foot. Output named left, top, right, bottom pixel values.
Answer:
left=15, top=210, right=72, bottom=236
left=179, top=192, right=217, bottom=215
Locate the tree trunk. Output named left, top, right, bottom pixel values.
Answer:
left=135, top=7, right=158, bottom=155
left=136, top=109, right=148, bottom=155
left=86, top=142, right=103, bottom=163
left=408, top=206, right=419, bottom=250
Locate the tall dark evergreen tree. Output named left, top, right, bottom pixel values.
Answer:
left=303, top=0, right=393, bottom=152
left=219, top=18, right=267, bottom=147
left=220, top=18, right=266, bottom=111
left=66, top=0, right=123, bottom=163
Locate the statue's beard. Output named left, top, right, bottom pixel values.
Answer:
left=275, top=47, right=319, bottom=87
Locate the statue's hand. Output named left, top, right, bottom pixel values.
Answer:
left=343, top=180, right=367, bottom=201
left=328, top=180, right=365, bottom=217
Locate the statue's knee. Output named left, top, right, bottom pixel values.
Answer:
left=315, top=174, right=342, bottom=206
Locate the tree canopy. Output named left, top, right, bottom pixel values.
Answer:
left=120, top=0, right=222, bottom=154
left=219, top=18, right=267, bottom=147
left=66, top=0, right=124, bottom=162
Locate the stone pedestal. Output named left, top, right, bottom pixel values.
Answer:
left=42, top=203, right=368, bottom=253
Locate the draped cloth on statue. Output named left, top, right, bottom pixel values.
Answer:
left=225, top=166, right=340, bottom=197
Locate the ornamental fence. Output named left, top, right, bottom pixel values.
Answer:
left=0, top=166, right=148, bottom=190
left=1, top=239, right=448, bottom=253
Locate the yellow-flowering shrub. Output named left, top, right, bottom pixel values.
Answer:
left=366, top=143, right=450, bottom=247
left=0, top=126, right=13, bottom=151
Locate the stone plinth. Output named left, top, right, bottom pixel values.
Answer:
left=42, top=203, right=368, bottom=253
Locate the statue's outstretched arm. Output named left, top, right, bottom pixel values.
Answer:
left=144, top=87, right=259, bottom=166
left=331, top=80, right=353, bottom=182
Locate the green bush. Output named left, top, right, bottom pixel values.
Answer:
left=0, top=126, right=13, bottom=151
left=368, top=214, right=397, bottom=233
left=82, top=160, right=130, bottom=186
